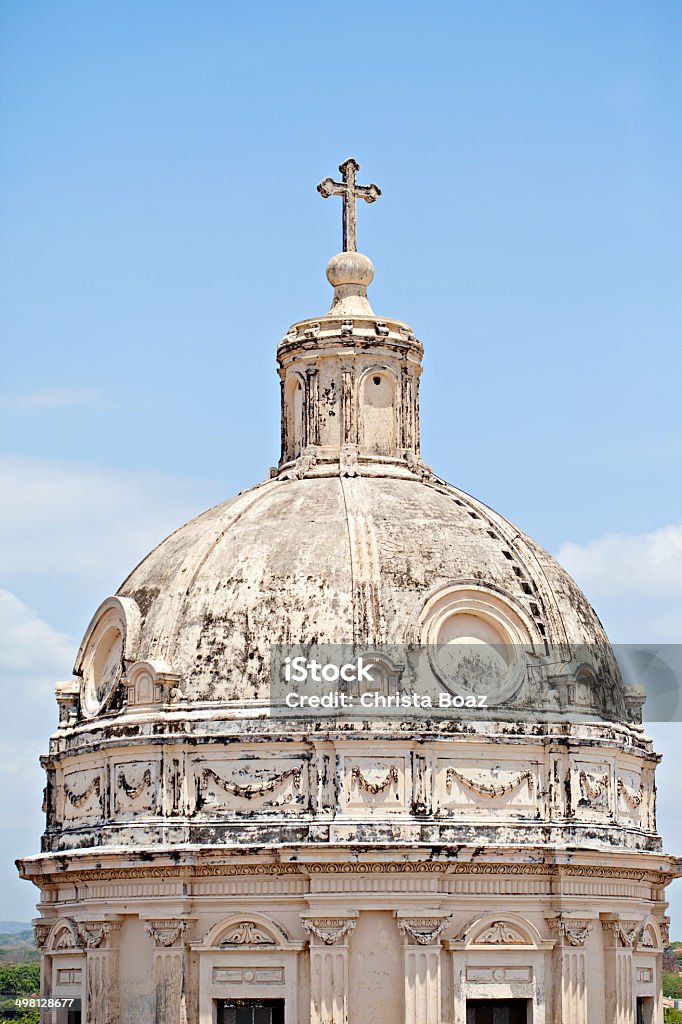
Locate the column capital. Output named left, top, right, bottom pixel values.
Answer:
left=301, top=914, right=357, bottom=946
left=80, top=920, right=122, bottom=949
left=546, top=913, right=594, bottom=947
left=394, top=912, right=451, bottom=946
left=599, top=914, right=642, bottom=947
left=144, top=918, right=192, bottom=948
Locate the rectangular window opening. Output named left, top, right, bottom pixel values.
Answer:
left=217, top=999, right=285, bottom=1024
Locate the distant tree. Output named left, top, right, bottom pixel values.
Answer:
left=664, top=1008, right=682, bottom=1024
left=664, top=971, right=682, bottom=998
left=0, top=963, right=40, bottom=996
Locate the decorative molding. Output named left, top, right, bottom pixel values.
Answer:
left=33, top=860, right=672, bottom=887
left=476, top=921, right=526, bottom=945
left=63, top=775, right=101, bottom=809
left=33, top=922, right=51, bottom=949
left=578, top=770, right=609, bottom=802
left=79, top=921, right=121, bottom=949
left=548, top=915, right=594, bottom=947
left=445, top=767, right=534, bottom=800
left=200, top=765, right=302, bottom=800
left=281, top=453, right=317, bottom=481
left=339, top=444, right=359, bottom=478
left=601, top=919, right=642, bottom=947
left=396, top=916, right=451, bottom=945
left=51, top=920, right=85, bottom=951
left=617, top=777, right=642, bottom=809
left=351, top=764, right=399, bottom=795
left=302, top=917, right=357, bottom=945
left=117, top=768, right=152, bottom=800
left=145, top=919, right=188, bottom=948
left=219, top=921, right=276, bottom=946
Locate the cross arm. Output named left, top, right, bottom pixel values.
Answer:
left=355, top=182, right=381, bottom=204
left=317, top=177, right=346, bottom=199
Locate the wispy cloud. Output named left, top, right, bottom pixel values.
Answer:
left=0, top=589, right=72, bottom=678
left=0, top=455, right=218, bottom=588
left=556, top=523, right=682, bottom=600
left=0, top=388, right=105, bottom=411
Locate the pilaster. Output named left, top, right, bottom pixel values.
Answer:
left=546, top=914, right=593, bottom=1024
left=82, top=921, right=122, bottom=1024
left=601, top=915, right=636, bottom=1024
left=145, top=918, right=191, bottom=1024
left=395, top=913, right=450, bottom=1024
left=302, top=914, right=357, bottom=1024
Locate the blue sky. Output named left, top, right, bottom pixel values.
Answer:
left=1, top=1, right=681, bottom=924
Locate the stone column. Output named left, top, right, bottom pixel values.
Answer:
left=145, top=919, right=190, bottom=1024
left=302, top=915, right=357, bottom=1024
left=82, top=921, right=122, bottom=1024
left=601, top=916, right=637, bottom=1024
left=395, top=914, right=450, bottom=1024
left=547, top=915, right=593, bottom=1024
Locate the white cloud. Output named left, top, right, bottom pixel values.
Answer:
left=556, top=522, right=682, bottom=600
left=0, top=589, right=72, bottom=677
left=0, top=589, right=73, bottom=917
left=0, top=388, right=105, bottom=411
left=556, top=522, right=682, bottom=644
left=0, top=455, right=217, bottom=588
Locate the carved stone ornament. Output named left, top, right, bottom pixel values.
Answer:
left=578, top=770, right=609, bottom=802
left=446, top=767, right=534, bottom=800
left=33, top=922, right=51, bottom=949
left=117, top=768, right=152, bottom=800
left=281, top=453, right=317, bottom=481
left=661, top=920, right=671, bottom=947
left=219, top=921, right=275, bottom=946
left=201, top=765, right=302, bottom=800
left=351, top=764, right=399, bottom=795
left=397, top=916, right=451, bottom=945
left=617, top=776, right=643, bottom=808
left=79, top=921, right=121, bottom=949
left=302, top=917, right=357, bottom=945
left=476, top=921, right=526, bottom=945
left=601, top=919, right=643, bottom=947
left=374, top=321, right=390, bottom=337
left=404, top=450, right=434, bottom=483
left=64, top=775, right=101, bottom=809
left=618, top=921, right=643, bottom=947
left=549, top=915, right=594, bottom=947
left=52, top=921, right=85, bottom=950
left=145, top=919, right=188, bottom=948
left=339, top=444, right=359, bottom=478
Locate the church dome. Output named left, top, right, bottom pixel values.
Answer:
left=72, top=155, right=629, bottom=728
left=104, top=472, right=618, bottom=712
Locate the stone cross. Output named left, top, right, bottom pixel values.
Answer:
left=318, top=158, right=381, bottom=253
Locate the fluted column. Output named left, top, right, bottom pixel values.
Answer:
left=601, top=916, right=637, bottom=1024
left=547, top=915, right=593, bottom=1024
left=302, top=915, right=357, bottom=1024
left=395, top=914, right=449, bottom=1024
left=82, top=921, right=122, bottom=1024
left=145, top=918, right=190, bottom=1024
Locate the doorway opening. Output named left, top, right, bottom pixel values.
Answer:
left=636, top=996, right=654, bottom=1024
left=217, top=999, right=285, bottom=1024
left=466, top=999, right=529, bottom=1024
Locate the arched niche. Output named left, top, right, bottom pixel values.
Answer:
left=359, top=366, right=397, bottom=456
left=285, top=373, right=306, bottom=459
